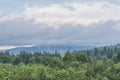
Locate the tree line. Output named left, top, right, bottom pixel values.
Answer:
left=0, top=44, right=120, bottom=80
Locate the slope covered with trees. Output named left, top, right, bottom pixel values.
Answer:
left=0, top=44, right=120, bottom=80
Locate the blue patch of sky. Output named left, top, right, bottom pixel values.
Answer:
left=0, top=0, right=25, bottom=14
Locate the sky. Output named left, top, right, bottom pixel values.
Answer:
left=0, top=0, right=120, bottom=49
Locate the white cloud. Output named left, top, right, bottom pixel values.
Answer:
left=0, top=1, right=120, bottom=46
left=23, top=2, right=120, bottom=27
left=1, top=2, right=119, bottom=27
left=0, top=46, right=16, bottom=50
left=0, top=45, right=34, bottom=50
left=0, top=14, right=22, bottom=22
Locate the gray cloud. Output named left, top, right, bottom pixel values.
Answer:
left=0, top=0, right=120, bottom=46
left=0, top=18, right=120, bottom=46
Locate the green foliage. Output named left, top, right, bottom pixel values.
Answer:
left=73, top=52, right=90, bottom=62
left=116, top=52, right=120, bottom=62
left=0, top=44, right=120, bottom=80
left=63, top=50, right=73, bottom=62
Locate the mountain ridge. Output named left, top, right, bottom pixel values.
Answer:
left=1, top=45, right=96, bottom=54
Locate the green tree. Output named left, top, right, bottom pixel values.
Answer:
left=63, top=50, right=73, bottom=63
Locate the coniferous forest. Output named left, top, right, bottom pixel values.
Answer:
left=0, top=44, right=120, bottom=80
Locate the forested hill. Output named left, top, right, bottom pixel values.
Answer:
left=80, top=44, right=120, bottom=60
left=0, top=44, right=120, bottom=64
left=0, top=44, right=120, bottom=80
left=1, top=45, right=95, bottom=54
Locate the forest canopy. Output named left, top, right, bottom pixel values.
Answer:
left=0, top=44, right=120, bottom=80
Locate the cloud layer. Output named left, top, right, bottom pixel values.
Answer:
left=0, top=0, right=120, bottom=46
left=1, top=2, right=120, bottom=27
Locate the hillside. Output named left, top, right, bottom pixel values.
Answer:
left=1, top=45, right=95, bottom=54
left=0, top=44, right=120, bottom=80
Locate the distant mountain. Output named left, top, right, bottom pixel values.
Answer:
left=1, top=45, right=95, bottom=54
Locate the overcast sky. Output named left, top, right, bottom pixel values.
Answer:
left=0, top=0, right=120, bottom=48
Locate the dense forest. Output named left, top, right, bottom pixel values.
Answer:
left=0, top=44, right=120, bottom=80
